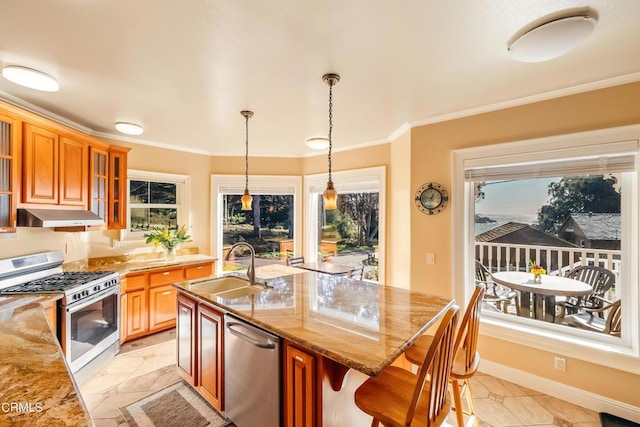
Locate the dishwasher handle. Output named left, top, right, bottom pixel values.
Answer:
left=226, top=322, right=276, bottom=349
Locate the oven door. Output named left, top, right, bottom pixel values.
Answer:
left=62, top=287, right=120, bottom=374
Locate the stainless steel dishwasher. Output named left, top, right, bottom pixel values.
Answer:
left=224, top=314, right=281, bottom=427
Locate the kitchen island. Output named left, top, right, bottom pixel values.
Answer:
left=174, top=269, right=454, bottom=426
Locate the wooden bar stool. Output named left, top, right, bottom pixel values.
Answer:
left=354, top=305, right=460, bottom=426
left=405, top=286, right=485, bottom=427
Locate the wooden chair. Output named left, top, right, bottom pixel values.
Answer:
left=286, top=256, right=304, bottom=267
left=475, top=261, right=519, bottom=316
left=404, top=285, right=485, bottom=427
left=556, top=265, right=616, bottom=320
left=354, top=305, right=460, bottom=427
left=564, top=298, right=621, bottom=336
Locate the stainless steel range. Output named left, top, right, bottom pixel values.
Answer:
left=0, top=251, right=120, bottom=380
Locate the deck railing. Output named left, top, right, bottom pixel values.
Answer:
left=475, top=242, right=621, bottom=287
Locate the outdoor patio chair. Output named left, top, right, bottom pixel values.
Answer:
left=555, top=265, right=616, bottom=321
left=349, top=265, right=364, bottom=280
left=475, top=261, right=520, bottom=316
left=564, top=298, right=621, bottom=336
left=286, top=256, right=304, bottom=267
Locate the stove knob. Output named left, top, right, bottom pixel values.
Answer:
left=73, top=294, right=79, bottom=300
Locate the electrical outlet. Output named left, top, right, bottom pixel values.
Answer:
left=426, top=252, right=435, bottom=265
left=554, top=356, right=566, bottom=371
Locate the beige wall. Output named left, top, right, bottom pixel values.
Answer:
left=409, top=81, right=640, bottom=407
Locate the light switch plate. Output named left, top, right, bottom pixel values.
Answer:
left=426, top=253, right=436, bottom=265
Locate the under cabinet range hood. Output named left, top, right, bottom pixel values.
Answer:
left=17, top=208, right=105, bottom=228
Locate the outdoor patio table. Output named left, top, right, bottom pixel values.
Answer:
left=492, top=271, right=593, bottom=322
left=298, top=261, right=356, bottom=277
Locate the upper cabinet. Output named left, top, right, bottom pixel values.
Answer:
left=0, top=101, right=130, bottom=231
left=23, top=122, right=91, bottom=208
left=0, top=112, right=20, bottom=234
left=108, top=146, right=130, bottom=230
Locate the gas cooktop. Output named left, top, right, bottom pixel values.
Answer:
left=0, top=271, right=116, bottom=294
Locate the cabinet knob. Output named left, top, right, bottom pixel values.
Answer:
left=294, top=355, right=304, bottom=362
left=181, top=307, right=188, bottom=313
left=162, top=291, right=172, bottom=296
left=163, top=272, right=170, bottom=276
left=197, top=266, right=203, bottom=269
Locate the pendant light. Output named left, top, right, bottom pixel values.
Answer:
left=322, top=73, right=340, bottom=210
left=240, top=110, right=254, bottom=210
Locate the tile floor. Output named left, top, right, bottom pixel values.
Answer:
left=78, top=329, right=601, bottom=427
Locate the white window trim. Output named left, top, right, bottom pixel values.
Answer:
left=125, top=169, right=190, bottom=241
left=210, top=174, right=302, bottom=274
left=304, top=166, right=386, bottom=283
left=452, top=124, right=640, bottom=375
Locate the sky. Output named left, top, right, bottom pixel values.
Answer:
left=475, top=177, right=558, bottom=216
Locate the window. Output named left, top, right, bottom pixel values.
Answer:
left=127, top=170, right=189, bottom=234
left=305, top=166, right=386, bottom=283
left=453, top=125, right=640, bottom=373
left=211, top=175, right=302, bottom=273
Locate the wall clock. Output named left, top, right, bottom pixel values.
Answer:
left=415, top=182, right=449, bottom=215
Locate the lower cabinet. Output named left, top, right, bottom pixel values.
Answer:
left=284, top=341, right=322, bottom=427
left=176, top=291, right=224, bottom=413
left=120, top=261, right=214, bottom=343
left=197, top=304, right=224, bottom=410
left=177, top=292, right=197, bottom=386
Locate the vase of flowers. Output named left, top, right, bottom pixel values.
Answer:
left=144, top=226, right=191, bottom=260
left=529, top=260, right=546, bottom=284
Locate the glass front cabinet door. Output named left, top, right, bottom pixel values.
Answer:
left=0, top=113, right=20, bottom=236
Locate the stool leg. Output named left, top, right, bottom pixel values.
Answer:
left=463, top=379, right=479, bottom=427
left=451, top=379, right=465, bottom=427
left=371, top=418, right=380, bottom=427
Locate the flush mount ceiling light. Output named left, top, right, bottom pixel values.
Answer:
left=2, top=65, right=59, bottom=92
left=240, top=110, right=254, bottom=211
left=322, top=73, right=340, bottom=211
left=305, top=137, right=330, bottom=150
left=507, top=13, right=597, bottom=63
left=114, top=122, right=144, bottom=136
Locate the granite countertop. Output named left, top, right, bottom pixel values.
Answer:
left=0, top=295, right=92, bottom=426
left=63, top=253, right=217, bottom=275
left=174, top=266, right=454, bottom=376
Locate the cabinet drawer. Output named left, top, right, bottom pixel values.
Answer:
left=185, top=263, right=214, bottom=280
left=125, top=273, right=147, bottom=290
left=149, top=268, right=184, bottom=287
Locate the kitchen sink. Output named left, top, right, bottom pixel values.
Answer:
left=189, top=276, right=265, bottom=298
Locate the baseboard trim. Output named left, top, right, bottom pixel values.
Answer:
left=479, top=360, right=640, bottom=423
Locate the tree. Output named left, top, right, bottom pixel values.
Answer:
left=537, top=175, right=620, bottom=233
left=338, top=192, right=379, bottom=246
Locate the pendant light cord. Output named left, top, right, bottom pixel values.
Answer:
left=245, top=114, right=249, bottom=190
left=328, top=82, right=333, bottom=183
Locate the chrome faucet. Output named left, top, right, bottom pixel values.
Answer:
left=225, top=242, right=257, bottom=287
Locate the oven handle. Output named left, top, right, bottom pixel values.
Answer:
left=65, top=286, right=120, bottom=313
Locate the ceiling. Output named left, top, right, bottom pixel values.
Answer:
left=1, top=1, right=639, bottom=157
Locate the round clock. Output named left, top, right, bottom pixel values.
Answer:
left=415, top=182, right=449, bottom=215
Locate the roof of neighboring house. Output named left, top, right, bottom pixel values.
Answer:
left=562, top=213, right=622, bottom=241
left=476, top=221, right=579, bottom=247
left=475, top=222, right=528, bottom=242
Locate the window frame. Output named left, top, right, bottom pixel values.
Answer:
left=126, top=169, right=190, bottom=239
left=452, top=124, right=640, bottom=375
left=304, top=166, right=386, bottom=283
left=210, top=174, right=302, bottom=274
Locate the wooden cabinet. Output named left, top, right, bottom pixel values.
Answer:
left=125, top=289, right=148, bottom=339
left=59, top=136, right=88, bottom=206
left=284, top=342, right=322, bottom=427
left=0, top=112, right=20, bottom=234
left=22, top=123, right=58, bottom=204
left=22, top=123, right=88, bottom=207
left=149, top=284, right=177, bottom=332
left=40, top=299, right=57, bottom=334
left=176, top=291, right=224, bottom=412
left=197, top=303, right=224, bottom=410
left=108, top=146, right=130, bottom=229
left=177, top=292, right=197, bottom=386
left=89, top=146, right=108, bottom=221
left=120, top=261, right=215, bottom=343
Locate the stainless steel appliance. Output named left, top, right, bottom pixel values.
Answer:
left=0, top=251, right=120, bottom=381
left=224, top=314, right=280, bottom=427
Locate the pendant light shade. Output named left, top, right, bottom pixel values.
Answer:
left=240, top=110, right=254, bottom=211
left=322, top=73, right=340, bottom=210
